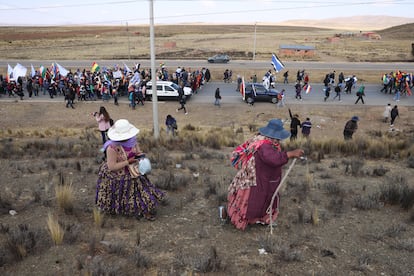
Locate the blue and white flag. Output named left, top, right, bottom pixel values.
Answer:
left=129, top=72, right=141, bottom=85
left=271, top=53, right=285, bottom=73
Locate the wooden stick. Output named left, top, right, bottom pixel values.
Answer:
left=267, top=158, right=297, bottom=235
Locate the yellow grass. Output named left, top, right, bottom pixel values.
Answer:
left=93, top=208, right=104, bottom=228
left=47, top=213, right=64, bottom=245
left=55, top=183, right=74, bottom=213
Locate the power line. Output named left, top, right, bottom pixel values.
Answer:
left=0, top=0, right=411, bottom=26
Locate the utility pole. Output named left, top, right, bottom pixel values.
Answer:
left=126, top=21, right=131, bottom=60
left=253, top=22, right=257, bottom=61
left=150, top=0, right=159, bottom=139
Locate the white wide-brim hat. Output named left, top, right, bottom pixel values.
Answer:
left=108, top=119, right=139, bottom=141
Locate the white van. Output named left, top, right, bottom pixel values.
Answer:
left=145, top=81, right=192, bottom=100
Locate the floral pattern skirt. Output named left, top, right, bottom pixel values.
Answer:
left=95, top=163, right=165, bottom=217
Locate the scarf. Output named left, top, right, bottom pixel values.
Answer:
left=101, top=137, right=137, bottom=152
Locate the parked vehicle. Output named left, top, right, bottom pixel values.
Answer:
left=243, top=82, right=279, bottom=104
left=145, top=81, right=192, bottom=100
left=208, top=54, right=230, bottom=63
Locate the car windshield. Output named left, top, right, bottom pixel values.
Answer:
left=170, top=82, right=179, bottom=90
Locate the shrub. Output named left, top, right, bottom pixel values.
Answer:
left=132, top=247, right=150, bottom=268
left=408, top=156, right=414, bottom=168
left=372, top=165, right=389, bottom=177
left=353, top=195, right=381, bottom=210
left=379, top=176, right=414, bottom=209
left=6, top=224, right=38, bottom=260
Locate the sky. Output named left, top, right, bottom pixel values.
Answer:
left=0, top=0, right=413, bottom=26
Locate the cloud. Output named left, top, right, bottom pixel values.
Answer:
left=200, top=0, right=216, bottom=8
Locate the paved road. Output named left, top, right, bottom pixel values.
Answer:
left=1, top=81, right=412, bottom=107
left=193, top=81, right=414, bottom=106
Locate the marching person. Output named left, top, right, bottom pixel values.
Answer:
left=176, top=84, right=188, bottom=115
left=66, top=82, right=76, bottom=109
left=227, top=119, right=304, bottom=230
left=214, top=87, right=222, bottom=107
left=355, top=83, right=365, bottom=104
left=333, top=84, right=341, bottom=101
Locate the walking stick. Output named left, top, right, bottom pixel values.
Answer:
left=266, top=157, right=297, bottom=235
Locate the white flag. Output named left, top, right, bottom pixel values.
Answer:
left=31, top=64, right=36, bottom=77
left=13, top=63, right=27, bottom=79
left=55, top=63, right=69, bottom=77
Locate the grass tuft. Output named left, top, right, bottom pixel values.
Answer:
left=55, top=183, right=75, bottom=214
left=93, top=208, right=105, bottom=228
left=47, top=213, right=64, bottom=246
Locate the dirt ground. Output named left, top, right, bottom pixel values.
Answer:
left=0, top=94, right=414, bottom=275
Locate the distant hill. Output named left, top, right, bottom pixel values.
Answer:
left=378, top=23, right=414, bottom=40
left=276, top=15, right=414, bottom=31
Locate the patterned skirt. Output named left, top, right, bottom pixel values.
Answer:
left=227, top=188, right=278, bottom=230
left=95, top=163, right=165, bottom=217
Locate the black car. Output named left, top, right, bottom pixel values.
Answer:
left=243, top=82, right=279, bottom=104
left=207, top=54, right=230, bottom=63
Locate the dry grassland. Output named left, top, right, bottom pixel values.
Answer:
left=0, top=24, right=413, bottom=62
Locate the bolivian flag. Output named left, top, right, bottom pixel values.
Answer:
left=91, top=62, right=100, bottom=73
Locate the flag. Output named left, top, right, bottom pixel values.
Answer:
left=39, top=65, right=46, bottom=78
left=123, top=62, right=132, bottom=73
left=113, top=70, right=122, bottom=79
left=130, top=71, right=141, bottom=84
left=55, top=63, right=69, bottom=77
left=406, top=80, right=412, bottom=96
left=91, top=62, right=100, bottom=73
left=305, top=84, right=312, bottom=94
left=31, top=64, right=36, bottom=78
left=241, top=76, right=245, bottom=100
left=271, top=53, right=285, bottom=73
left=13, top=63, right=27, bottom=79
left=7, top=64, right=13, bottom=82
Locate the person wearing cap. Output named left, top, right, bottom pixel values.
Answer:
left=95, top=119, right=165, bottom=220
left=343, top=116, right=359, bottom=140
left=227, top=119, right=304, bottom=230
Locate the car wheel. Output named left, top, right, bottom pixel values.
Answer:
left=271, top=97, right=278, bottom=104
left=247, top=97, right=254, bottom=104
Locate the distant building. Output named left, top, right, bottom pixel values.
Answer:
left=360, top=32, right=381, bottom=40
left=279, top=45, right=316, bottom=57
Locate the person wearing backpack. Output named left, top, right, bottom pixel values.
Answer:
left=227, top=119, right=304, bottom=230
left=355, top=84, right=365, bottom=104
